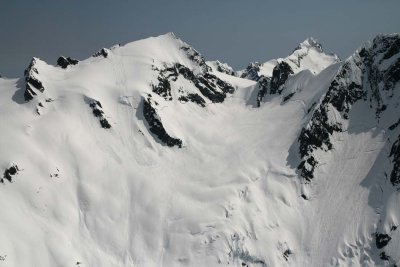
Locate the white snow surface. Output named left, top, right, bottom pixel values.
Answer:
left=0, top=33, right=399, bottom=267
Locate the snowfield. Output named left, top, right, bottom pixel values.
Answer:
left=0, top=32, right=399, bottom=267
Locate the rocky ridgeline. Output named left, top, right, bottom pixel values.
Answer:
left=92, top=48, right=110, bottom=58
left=297, top=34, right=400, bottom=182
left=57, top=56, right=79, bottom=69
left=24, top=58, right=45, bottom=102
left=180, top=45, right=211, bottom=73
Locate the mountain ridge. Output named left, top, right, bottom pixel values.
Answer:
left=0, top=32, right=399, bottom=267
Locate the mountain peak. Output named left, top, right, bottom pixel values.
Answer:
left=296, top=37, right=323, bottom=52
left=240, top=37, right=339, bottom=81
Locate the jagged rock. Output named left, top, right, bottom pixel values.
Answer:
left=194, top=72, right=234, bottom=103
left=24, top=58, right=45, bottom=102
left=2, top=164, right=19, bottom=183
left=240, top=62, right=261, bottom=81
left=283, top=92, right=295, bottom=103
left=389, top=134, right=400, bottom=187
left=178, top=93, right=206, bottom=107
left=255, top=77, right=271, bottom=107
left=375, top=233, right=392, bottom=249
left=207, top=61, right=236, bottom=76
left=180, top=46, right=210, bottom=72
left=152, top=63, right=234, bottom=104
left=283, top=249, right=293, bottom=261
left=142, top=96, right=182, bottom=148
left=151, top=65, right=177, bottom=101
left=92, top=48, right=109, bottom=58
left=87, top=99, right=111, bottom=129
left=379, top=252, right=390, bottom=261
left=270, top=62, right=294, bottom=94
left=255, top=62, right=294, bottom=106
left=57, top=56, right=79, bottom=69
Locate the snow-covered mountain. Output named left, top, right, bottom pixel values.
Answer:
left=0, top=32, right=399, bottom=267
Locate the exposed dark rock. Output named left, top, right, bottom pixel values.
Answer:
left=283, top=249, right=293, bottom=261
left=298, top=156, right=318, bottom=181
left=178, top=93, right=206, bottom=107
left=24, top=85, right=37, bottom=101
left=379, top=35, right=400, bottom=61
left=297, top=101, right=343, bottom=181
left=57, top=56, right=79, bottom=69
left=152, top=63, right=234, bottom=104
left=180, top=46, right=210, bottom=72
left=209, top=61, right=236, bottom=76
left=270, top=62, right=294, bottom=94
left=87, top=99, right=111, bottom=129
left=195, top=73, right=234, bottom=103
left=379, top=252, right=390, bottom=261
left=307, top=102, right=317, bottom=114
left=375, top=233, right=392, bottom=249
left=240, top=62, right=261, bottom=81
left=255, top=77, right=271, bottom=107
left=299, top=103, right=343, bottom=155
left=142, top=97, right=182, bottom=148
left=283, top=92, right=295, bottom=103
left=360, top=35, right=400, bottom=111
left=389, top=134, right=400, bottom=187
left=24, top=58, right=45, bottom=102
left=2, top=164, right=19, bottom=183
left=384, top=58, right=400, bottom=90
left=92, top=48, right=109, bottom=58
left=26, top=77, right=44, bottom=93
left=151, top=65, right=176, bottom=100
left=256, top=62, right=294, bottom=106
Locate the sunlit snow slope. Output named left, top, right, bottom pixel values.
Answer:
left=0, top=32, right=399, bottom=267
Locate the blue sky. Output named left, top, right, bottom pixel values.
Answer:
left=0, top=0, right=399, bottom=77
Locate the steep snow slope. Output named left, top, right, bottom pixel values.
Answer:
left=0, top=33, right=399, bottom=267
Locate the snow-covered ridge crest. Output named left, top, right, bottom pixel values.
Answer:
left=240, top=37, right=340, bottom=82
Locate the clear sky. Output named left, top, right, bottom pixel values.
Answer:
left=0, top=0, right=399, bottom=77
